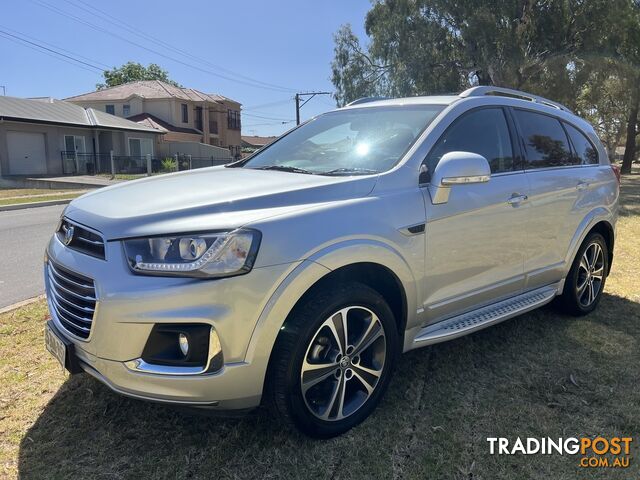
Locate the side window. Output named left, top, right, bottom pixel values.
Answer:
left=514, top=109, right=573, bottom=169
left=425, top=108, right=514, bottom=175
left=565, top=123, right=598, bottom=165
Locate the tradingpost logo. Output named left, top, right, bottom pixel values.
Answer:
left=487, top=437, right=633, bottom=469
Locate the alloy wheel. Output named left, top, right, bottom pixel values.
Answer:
left=576, top=242, right=604, bottom=307
left=300, top=306, right=386, bottom=421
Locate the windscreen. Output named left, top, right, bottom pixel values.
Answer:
left=238, top=105, right=444, bottom=175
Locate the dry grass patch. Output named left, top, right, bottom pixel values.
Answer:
left=1, top=173, right=639, bottom=479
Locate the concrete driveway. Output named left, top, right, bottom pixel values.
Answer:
left=0, top=204, right=65, bottom=308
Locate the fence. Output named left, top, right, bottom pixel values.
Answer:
left=61, top=151, right=232, bottom=176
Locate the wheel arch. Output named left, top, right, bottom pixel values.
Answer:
left=245, top=240, right=417, bottom=403
left=565, top=207, right=616, bottom=277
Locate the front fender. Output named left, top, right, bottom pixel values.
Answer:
left=243, top=239, right=419, bottom=398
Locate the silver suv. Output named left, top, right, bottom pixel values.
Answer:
left=44, top=86, right=619, bottom=437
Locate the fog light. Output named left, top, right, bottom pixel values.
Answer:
left=178, top=333, right=189, bottom=357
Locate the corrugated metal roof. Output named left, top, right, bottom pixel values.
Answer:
left=65, top=80, right=241, bottom=106
left=0, top=95, right=161, bottom=133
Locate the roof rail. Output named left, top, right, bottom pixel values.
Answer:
left=346, top=96, right=388, bottom=106
left=459, top=86, right=573, bottom=113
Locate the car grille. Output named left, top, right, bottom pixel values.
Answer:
left=46, top=261, right=96, bottom=339
left=56, top=219, right=105, bottom=260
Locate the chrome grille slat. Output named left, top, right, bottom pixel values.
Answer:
left=47, top=270, right=96, bottom=301
left=76, top=236, right=103, bottom=246
left=50, top=295, right=93, bottom=324
left=49, top=286, right=95, bottom=313
left=56, top=219, right=106, bottom=260
left=48, top=262, right=94, bottom=290
left=46, top=260, right=96, bottom=339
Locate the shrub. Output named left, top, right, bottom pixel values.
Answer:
left=161, top=157, right=177, bottom=172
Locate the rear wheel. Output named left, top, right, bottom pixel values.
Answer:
left=267, top=282, right=399, bottom=438
left=556, top=232, right=608, bottom=316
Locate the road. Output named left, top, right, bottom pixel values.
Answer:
left=0, top=205, right=65, bottom=308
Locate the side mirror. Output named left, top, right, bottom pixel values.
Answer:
left=428, top=151, right=491, bottom=204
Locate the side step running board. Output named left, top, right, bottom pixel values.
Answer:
left=414, top=286, right=558, bottom=345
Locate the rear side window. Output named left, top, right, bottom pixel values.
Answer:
left=514, top=109, right=573, bottom=169
left=565, top=123, right=599, bottom=165
left=425, top=108, right=514, bottom=174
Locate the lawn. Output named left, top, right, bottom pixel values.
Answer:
left=0, top=188, right=86, bottom=207
left=1, top=174, right=638, bottom=479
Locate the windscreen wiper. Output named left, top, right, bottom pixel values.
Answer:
left=253, top=165, right=316, bottom=175
left=322, top=167, right=380, bottom=176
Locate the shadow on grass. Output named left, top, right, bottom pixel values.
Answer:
left=18, top=293, right=640, bottom=479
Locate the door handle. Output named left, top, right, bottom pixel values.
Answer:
left=507, top=193, right=528, bottom=205
left=576, top=181, right=589, bottom=191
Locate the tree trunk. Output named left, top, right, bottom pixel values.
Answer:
left=621, top=77, right=640, bottom=175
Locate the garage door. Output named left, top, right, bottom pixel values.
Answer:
left=7, top=131, right=47, bottom=175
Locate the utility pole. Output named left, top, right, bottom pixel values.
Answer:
left=295, top=91, right=332, bottom=125
left=0, top=86, right=5, bottom=96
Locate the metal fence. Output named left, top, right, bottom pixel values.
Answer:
left=61, top=151, right=232, bottom=176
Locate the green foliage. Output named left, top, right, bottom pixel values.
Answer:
left=97, top=62, right=181, bottom=90
left=160, top=157, right=177, bottom=173
left=331, top=0, right=640, bottom=172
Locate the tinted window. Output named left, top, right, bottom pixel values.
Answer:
left=565, top=123, right=598, bottom=165
left=105, top=104, right=114, bottom=115
left=425, top=108, right=514, bottom=174
left=514, top=110, right=573, bottom=168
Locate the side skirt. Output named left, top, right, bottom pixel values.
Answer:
left=411, top=285, right=558, bottom=346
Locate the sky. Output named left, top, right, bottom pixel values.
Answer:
left=0, top=0, right=371, bottom=136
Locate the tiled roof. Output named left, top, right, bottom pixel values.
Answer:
left=127, top=112, right=200, bottom=135
left=65, top=80, right=241, bottom=106
left=0, top=95, right=161, bottom=133
left=241, top=135, right=278, bottom=146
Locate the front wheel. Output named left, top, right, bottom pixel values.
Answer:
left=556, top=232, right=608, bottom=316
left=267, top=282, right=399, bottom=438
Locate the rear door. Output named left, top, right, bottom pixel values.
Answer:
left=511, top=109, right=588, bottom=290
left=421, top=107, right=529, bottom=324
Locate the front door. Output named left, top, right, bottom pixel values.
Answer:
left=420, top=107, right=528, bottom=325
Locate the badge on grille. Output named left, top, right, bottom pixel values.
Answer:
left=63, top=225, right=75, bottom=245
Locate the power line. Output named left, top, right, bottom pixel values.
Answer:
left=0, top=29, right=104, bottom=73
left=30, top=0, right=297, bottom=93
left=0, top=25, right=111, bottom=70
left=243, top=112, right=294, bottom=121
left=63, top=0, right=297, bottom=93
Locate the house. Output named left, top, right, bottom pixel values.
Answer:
left=66, top=81, right=242, bottom=159
left=0, top=95, right=161, bottom=177
left=241, top=135, right=278, bottom=149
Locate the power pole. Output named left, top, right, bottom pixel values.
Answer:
left=295, top=91, right=332, bottom=125
left=0, top=86, right=5, bottom=96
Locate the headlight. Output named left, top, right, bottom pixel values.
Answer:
left=123, top=229, right=261, bottom=278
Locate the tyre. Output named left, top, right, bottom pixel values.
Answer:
left=267, top=282, right=399, bottom=438
left=556, top=232, right=608, bottom=316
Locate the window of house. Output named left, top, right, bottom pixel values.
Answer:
left=64, top=135, right=85, bottom=153
left=513, top=109, right=573, bottom=169
left=128, top=137, right=153, bottom=158
left=123, top=104, right=130, bottom=117
left=565, top=123, right=599, bottom=165
left=227, top=110, right=241, bottom=130
left=425, top=108, right=514, bottom=175
left=181, top=104, right=189, bottom=123
left=195, top=106, right=203, bottom=130
left=105, top=104, right=115, bottom=115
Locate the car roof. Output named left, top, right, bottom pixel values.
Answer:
left=341, top=95, right=459, bottom=109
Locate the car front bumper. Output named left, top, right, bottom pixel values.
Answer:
left=45, top=232, right=298, bottom=410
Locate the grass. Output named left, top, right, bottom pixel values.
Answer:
left=0, top=193, right=82, bottom=207
left=1, top=173, right=639, bottom=479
